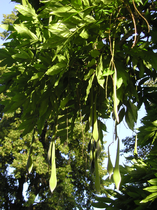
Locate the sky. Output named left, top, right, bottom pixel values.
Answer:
left=0, top=0, right=147, bottom=208
left=0, top=0, right=18, bottom=46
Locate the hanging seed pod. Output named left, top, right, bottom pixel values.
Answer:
left=93, top=94, right=99, bottom=141
left=134, top=135, right=138, bottom=159
left=107, top=145, right=113, bottom=179
left=49, top=141, right=57, bottom=193
left=113, top=138, right=121, bottom=190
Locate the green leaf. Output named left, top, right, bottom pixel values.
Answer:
left=140, top=192, right=157, bottom=203
left=144, top=186, right=157, bottom=193
left=85, top=74, right=95, bottom=101
left=82, top=0, right=90, bottom=6
left=113, top=138, right=121, bottom=190
left=0, top=24, right=9, bottom=31
left=50, top=5, right=77, bottom=17
left=48, top=22, right=71, bottom=38
left=92, top=201, right=109, bottom=208
left=49, top=141, right=57, bottom=193
left=90, top=49, right=100, bottom=58
left=148, top=178, right=157, bottom=186
left=46, top=62, right=66, bottom=76
left=125, top=101, right=138, bottom=130
left=0, top=48, right=10, bottom=59
left=80, top=29, right=89, bottom=39
left=12, top=50, right=30, bottom=60
left=84, top=68, right=94, bottom=80
left=14, top=23, right=38, bottom=40
left=39, top=98, right=49, bottom=117
left=60, top=95, right=71, bottom=109
left=102, top=67, right=114, bottom=76
left=15, top=4, right=37, bottom=18
left=30, top=72, right=44, bottom=81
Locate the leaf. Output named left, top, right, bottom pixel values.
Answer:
left=125, top=101, right=138, bottom=130
left=50, top=5, right=77, bottom=17
left=148, top=178, right=157, bottom=186
left=80, top=29, right=89, bottom=39
left=46, top=62, right=66, bottom=76
left=30, top=72, right=44, bottom=81
left=48, top=22, right=71, bottom=38
left=90, top=50, right=100, bottom=58
left=49, top=141, right=57, bottom=193
left=144, top=186, right=157, bottom=193
left=39, top=98, right=49, bottom=117
left=14, top=24, right=38, bottom=40
left=15, top=4, right=37, bottom=18
left=60, top=95, right=71, bottom=109
left=0, top=48, right=10, bottom=59
left=113, top=138, right=121, bottom=190
left=102, top=67, right=114, bottom=76
left=107, top=145, right=113, bottom=179
left=0, top=24, right=9, bottom=31
left=85, top=74, right=95, bottom=101
left=140, top=192, right=157, bottom=203
left=12, top=50, right=30, bottom=60
left=84, top=68, right=95, bottom=80
left=82, top=0, right=90, bottom=6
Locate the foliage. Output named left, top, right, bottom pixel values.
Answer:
left=93, top=102, right=157, bottom=209
left=1, top=0, right=157, bottom=197
left=0, top=109, right=106, bottom=209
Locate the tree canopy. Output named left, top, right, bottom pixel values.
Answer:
left=0, top=0, right=157, bottom=204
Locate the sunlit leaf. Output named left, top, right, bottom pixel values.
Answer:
left=46, top=62, right=66, bottom=76
left=14, top=24, right=38, bottom=40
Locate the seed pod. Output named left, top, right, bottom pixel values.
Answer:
left=107, top=145, right=113, bottom=179
left=113, top=138, right=121, bottom=190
